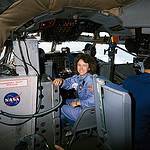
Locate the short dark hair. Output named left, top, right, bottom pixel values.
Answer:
left=74, top=54, right=97, bottom=74
left=144, top=56, right=150, bottom=69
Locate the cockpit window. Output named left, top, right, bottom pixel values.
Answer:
left=39, top=41, right=134, bottom=64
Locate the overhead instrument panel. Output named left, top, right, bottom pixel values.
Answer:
left=40, top=19, right=101, bottom=42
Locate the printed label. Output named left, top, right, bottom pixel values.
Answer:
left=0, top=79, right=27, bottom=88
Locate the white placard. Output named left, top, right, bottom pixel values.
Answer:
left=0, top=79, right=28, bottom=88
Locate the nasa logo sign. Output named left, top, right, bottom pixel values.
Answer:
left=4, top=92, right=20, bottom=106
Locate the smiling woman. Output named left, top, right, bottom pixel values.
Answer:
left=52, top=53, right=96, bottom=124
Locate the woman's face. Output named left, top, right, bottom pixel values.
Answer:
left=77, top=59, right=90, bottom=76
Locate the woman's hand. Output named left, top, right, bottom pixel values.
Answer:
left=53, top=78, right=64, bottom=86
left=70, top=101, right=80, bottom=107
left=55, top=145, right=64, bottom=150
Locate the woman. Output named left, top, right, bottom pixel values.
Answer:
left=53, top=54, right=96, bottom=123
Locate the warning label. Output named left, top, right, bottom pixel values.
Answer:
left=0, top=79, right=28, bottom=88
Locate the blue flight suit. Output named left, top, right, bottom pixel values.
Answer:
left=61, top=73, right=95, bottom=123
left=123, top=73, right=150, bottom=150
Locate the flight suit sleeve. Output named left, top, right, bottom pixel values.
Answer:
left=61, top=75, right=78, bottom=90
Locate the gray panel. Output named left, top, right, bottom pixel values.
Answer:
left=119, top=0, right=150, bottom=28
left=94, top=77, right=107, bottom=139
left=36, top=82, right=61, bottom=148
left=13, top=39, right=40, bottom=76
left=103, top=83, right=132, bottom=150
left=0, top=75, right=37, bottom=150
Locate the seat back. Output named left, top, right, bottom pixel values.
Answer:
left=72, top=107, right=96, bottom=133
left=93, top=75, right=133, bottom=150
left=68, top=106, right=96, bottom=149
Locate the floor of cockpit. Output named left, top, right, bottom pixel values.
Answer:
left=71, top=135, right=101, bottom=150
left=62, top=134, right=106, bottom=150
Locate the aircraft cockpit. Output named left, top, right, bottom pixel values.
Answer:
left=0, top=1, right=150, bottom=150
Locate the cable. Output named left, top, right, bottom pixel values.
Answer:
left=0, top=118, right=32, bottom=126
left=12, top=51, right=42, bottom=113
left=12, top=51, right=39, bottom=75
left=0, top=45, right=13, bottom=64
left=23, top=40, right=32, bottom=65
left=23, top=40, right=42, bottom=113
left=0, top=96, right=62, bottom=119
left=17, top=38, right=29, bottom=75
left=116, top=45, right=136, bottom=57
left=14, top=38, right=52, bottom=115
left=0, top=39, right=62, bottom=124
left=15, top=133, right=51, bottom=150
